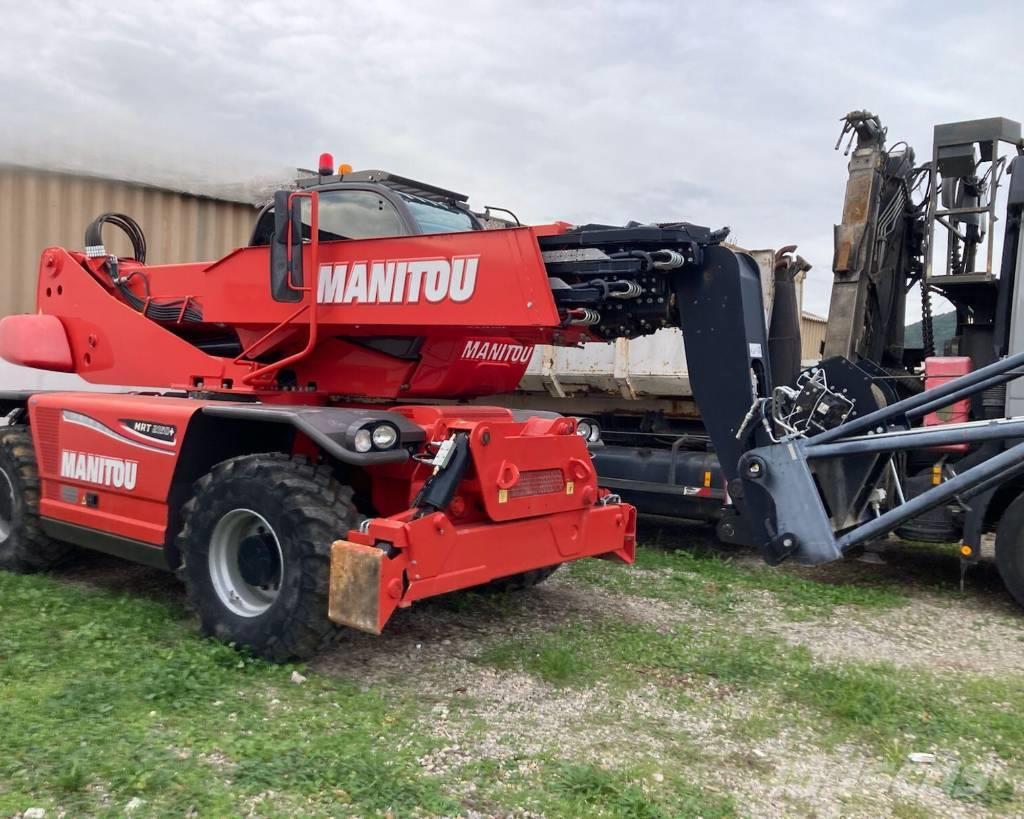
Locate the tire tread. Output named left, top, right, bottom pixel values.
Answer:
left=176, top=453, right=358, bottom=662
left=0, top=426, right=71, bottom=572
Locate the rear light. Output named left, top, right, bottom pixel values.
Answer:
left=509, top=468, right=566, bottom=499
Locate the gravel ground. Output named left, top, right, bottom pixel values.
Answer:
left=315, top=523, right=1024, bottom=817
left=767, top=594, right=1024, bottom=675
left=61, top=526, right=1024, bottom=818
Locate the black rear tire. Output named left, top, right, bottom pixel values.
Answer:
left=481, top=564, right=561, bottom=593
left=0, top=426, right=71, bottom=572
left=176, top=453, right=361, bottom=662
left=996, top=492, right=1024, bottom=610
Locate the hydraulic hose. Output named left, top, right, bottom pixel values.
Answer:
left=84, top=212, right=146, bottom=263
left=84, top=212, right=203, bottom=322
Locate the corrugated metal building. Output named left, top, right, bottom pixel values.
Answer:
left=801, top=310, right=828, bottom=364
left=0, top=165, right=258, bottom=317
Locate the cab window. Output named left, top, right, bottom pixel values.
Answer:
left=393, top=191, right=477, bottom=234
left=251, top=189, right=407, bottom=245
left=308, top=190, right=405, bottom=240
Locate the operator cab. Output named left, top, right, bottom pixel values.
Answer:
left=249, top=168, right=481, bottom=246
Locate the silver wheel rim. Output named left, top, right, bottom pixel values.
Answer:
left=208, top=509, right=283, bottom=617
left=0, top=467, right=14, bottom=543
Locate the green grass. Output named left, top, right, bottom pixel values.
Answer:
left=481, top=632, right=596, bottom=686
left=570, top=544, right=910, bottom=618
left=943, top=762, right=1017, bottom=807
left=479, top=618, right=1024, bottom=767
left=0, top=572, right=457, bottom=817
left=541, top=760, right=734, bottom=818
left=451, top=757, right=734, bottom=819
left=0, top=570, right=739, bottom=818
left=890, top=800, right=933, bottom=819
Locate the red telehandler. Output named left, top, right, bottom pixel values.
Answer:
left=0, top=155, right=741, bottom=660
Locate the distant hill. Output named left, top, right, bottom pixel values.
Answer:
left=905, top=310, right=956, bottom=351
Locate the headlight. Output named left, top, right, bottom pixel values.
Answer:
left=371, top=423, right=399, bottom=449
left=353, top=428, right=373, bottom=453
left=575, top=418, right=601, bottom=443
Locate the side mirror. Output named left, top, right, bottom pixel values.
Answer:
left=270, top=190, right=304, bottom=302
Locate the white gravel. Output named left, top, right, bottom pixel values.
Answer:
left=312, top=552, right=1024, bottom=818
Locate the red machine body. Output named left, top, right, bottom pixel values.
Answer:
left=27, top=219, right=582, bottom=400
left=26, top=391, right=634, bottom=633
left=1, top=195, right=636, bottom=639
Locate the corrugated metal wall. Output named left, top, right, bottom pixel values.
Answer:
left=0, top=166, right=259, bottom=316
left=801, top=312, right=828, bottom=363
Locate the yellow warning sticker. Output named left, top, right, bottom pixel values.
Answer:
left=566, top=481, right=575, bottom=495
left=498, top=488, right=508, bottom=504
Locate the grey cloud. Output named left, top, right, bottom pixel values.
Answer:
left=0, top=0, right=1021, bottom=314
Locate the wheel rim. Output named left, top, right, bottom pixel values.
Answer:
left=208, top=509, right=284, bottom=617
left=0, top=467, right=14, bottom=543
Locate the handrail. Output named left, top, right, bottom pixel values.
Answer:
left=238, top=191, right=321, bottom=385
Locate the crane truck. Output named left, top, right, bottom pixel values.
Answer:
left=500, top=111, right=1024, bottom=609
left=2, top=114, right=1024, bottom=661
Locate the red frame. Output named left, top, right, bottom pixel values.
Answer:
left=32, top=222, right=586, bottom=401
left=28, top=393, right=636, bottom=632
left=11, top=214, right=637, bottom=634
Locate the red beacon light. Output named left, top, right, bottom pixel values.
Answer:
left=317, top=152, right=334, bottom=176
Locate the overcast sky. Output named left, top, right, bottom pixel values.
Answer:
left=2, top=0, right=1022, bottom=315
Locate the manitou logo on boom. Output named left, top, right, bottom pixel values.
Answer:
left=60, top=450, right=138, bottom=490
left=460, top=340, right=533, bottom=363
left=317, top=255, right=479, bottom=305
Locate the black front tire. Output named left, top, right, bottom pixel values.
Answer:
left=0, top=426, right=71, bottom=572
left=176, top=453, right=360, bottom=662
left=996, top=493, right=1024, bottom=610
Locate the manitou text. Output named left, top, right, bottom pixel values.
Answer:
left=60, top=450, right=139, bottom=490
left=317, top=256, right=479, bottom=305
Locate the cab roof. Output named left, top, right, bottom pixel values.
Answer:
left=295, top=169, right=469, bottom=205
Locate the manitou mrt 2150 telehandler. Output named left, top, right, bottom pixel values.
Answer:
left=0, top=154, right=738, bottom=661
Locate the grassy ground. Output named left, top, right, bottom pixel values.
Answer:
left=1, top=521, right=1023, bottom=817
left=0, top=573, right=456, bottom=818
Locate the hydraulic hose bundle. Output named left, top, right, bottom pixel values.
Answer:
left=84, top=212, right=203, bottom=323
left=538, top=221, right=729, bottom=339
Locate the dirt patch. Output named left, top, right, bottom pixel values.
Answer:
left=50, top=552, right=185, bottom=606
left=723, top=739, right=1009, bottom=819
left=766, top=595, right=1024, bottom=675
left=313, top=567, right=1022, bottom=818
left=323, top=614, right=1009, bottom=818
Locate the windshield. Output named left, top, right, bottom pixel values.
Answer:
left=395, top=191, right=476, bottom=234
